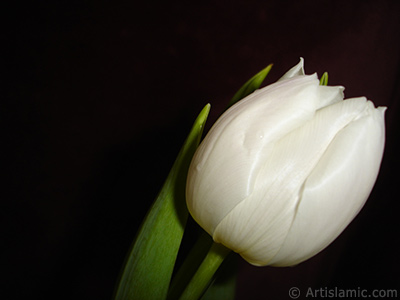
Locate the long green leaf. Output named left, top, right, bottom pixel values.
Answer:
left=227, top=64, right=273, bottom=107
left=113, top=104, right=211, bottom=300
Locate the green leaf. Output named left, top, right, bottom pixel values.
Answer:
left=320, top=72, right=328, bottom=86
left=227, top=64, right=273, bottom=107
left=113, top=104, right=211, bottom=300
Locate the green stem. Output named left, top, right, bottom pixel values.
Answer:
left=167, top=230, right=213, bottom=300
left=178, top=242, right=231, bottom=300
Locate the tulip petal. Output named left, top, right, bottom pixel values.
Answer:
left=186, top=75, right=322, bottom=236
left=316, top=85, right=344, bottom=109
left=268, top=102, right=386, bottom=266
left=278, top=58, right=305, bottom=81
left=213, top=97, right=374, bottom=266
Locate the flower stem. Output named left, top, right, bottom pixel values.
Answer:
left=167, top=231, right=213, bottom=300
left=178, top=242, right=231, bottom=300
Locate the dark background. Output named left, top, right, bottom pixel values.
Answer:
left=4, top=0, right=400, bottom=299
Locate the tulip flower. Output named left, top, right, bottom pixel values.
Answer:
left=186, top=58, right=386, bottom=267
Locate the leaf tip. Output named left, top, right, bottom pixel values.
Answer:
left=320, top=72, right=328, bottom=86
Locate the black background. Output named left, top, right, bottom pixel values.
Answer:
left=4, top=1, right=400, bottom=299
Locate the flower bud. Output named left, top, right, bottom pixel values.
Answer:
left=186, top=59, right=386, bottom=266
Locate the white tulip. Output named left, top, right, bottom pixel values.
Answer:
left=186, top=58, right=386, bottom=267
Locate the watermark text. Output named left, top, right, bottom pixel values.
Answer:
left=289, top=286, right=397, bottom=299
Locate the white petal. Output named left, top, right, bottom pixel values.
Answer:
left=316, top=85, right=345, bottom=109
left=268, top=101, right=386, bottom=266
left=186, top=75, right=322, bottom=236
left=213, top=97, right=372, bottom=266
left=278, top=58, right=305, bottom=81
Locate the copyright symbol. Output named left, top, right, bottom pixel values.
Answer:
left=289, top=287, right=300, bottom=299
